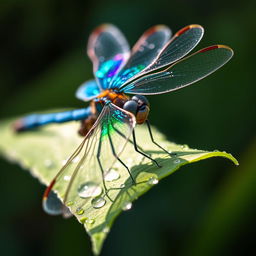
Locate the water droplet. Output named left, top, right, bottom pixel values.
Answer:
left=85, top=218, right=95, bottom=224
left=104, top=169, right=120, bottom=182
left=174, top=159, right=181, bottom=164
left=122, top=201, right=132, bottom=211
left=103, top=227, right=110, bottom=233
left=66, top=201, right=74, bottom=206
left=91, top=197, right=106, bottom=209
left=63, top=175, right=71, bottom=181
left=80, top=217, right=87, bottom=224
left=78, top=182, right=102, bottom=198
left=76, top=208, right=84, bottom=215
left=148, top=43, right=155, bottom=49
left=147, top=177, right=159, bottom=185
left=72, top=156, right=80, bottom=163
left=120, top=184, right=125, bottom=188
left=44, top=159, right=54, bottom=168
left=181, top=144, right=189, bottom=150
left=213, top=149, right=219, bottom=152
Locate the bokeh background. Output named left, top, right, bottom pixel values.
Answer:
left=0, top=0, right=255, bottom=255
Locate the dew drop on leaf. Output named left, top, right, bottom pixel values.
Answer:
left=122, top=201, right=132, bottom=211
left=66, top=201, right=74, bottom=206
left=104, top=169, right=120, bottom=182
left=181, top=144, right=189, bottom=150
left=174, top=159, right=181, bottom=164
left=91, top=197, right=106, bottom=209
left=63, top=175, right=71, bottom=181
left=76, top=207, right=84, bottom=215
left=78, top=182, right=102, bottom=198
left=103, top=227, right=110, bottom=233
left=80, top=217, right=87, bottom=224
left=85, top=218, right=95, bottom=224
left=72, top=156, right=80, bottom=163
left=44, top=159, right=54, bottom=169
left=147, top=177, right=159, bottom=185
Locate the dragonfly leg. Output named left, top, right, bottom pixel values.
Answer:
left=112, top=126, right=144, bottom=152
left=146, top=120, right=173, bottom=156
left=108, top=134, right=136, bottom=185
left=96, top=138, right=113, bottom=202
left=132, top=129, right=161, bottom=168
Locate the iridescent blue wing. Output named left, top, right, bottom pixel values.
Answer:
left=109, top=25, right=172, bottom=89
left=112, top=24, right=204, bottom=89
left=43, top=103, right=136, bottom=216
left=120, top=45, right=233, bottom=94
left=76, top=79, right=101, bottom=102
left=87, top=24, right=130, bottom=90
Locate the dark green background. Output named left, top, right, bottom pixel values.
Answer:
left=0, top=0, right=255, bottom=255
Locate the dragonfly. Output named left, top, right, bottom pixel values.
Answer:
left=14, top=24, right=233, bottom=216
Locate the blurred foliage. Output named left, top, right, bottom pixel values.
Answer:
left=0, top=0, right=255, bottom=255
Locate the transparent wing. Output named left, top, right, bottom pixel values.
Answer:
left=121, top=45, right=233, bottom=95
left=43, top=103, right=136, bottom=215
left=75, top=79, right=101, bottom=102
left=109, top=25, right=172, bottom=89
left=118, top=24, right=204, bottom=90
left=42, top=190, right=72, bottom=218
left=87, top=24, right=130, bottom=90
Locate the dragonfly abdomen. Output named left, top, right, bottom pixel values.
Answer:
left=14, top=107, right=92, bottom=132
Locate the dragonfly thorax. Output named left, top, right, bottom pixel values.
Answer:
left=123, top=95, right=150, bottom=124
left=79, top=90, right=130, bottom=137
left=97, top=89, right=129, bottom=109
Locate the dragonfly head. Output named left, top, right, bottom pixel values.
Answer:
left=123, top=95, right=150, bottom=124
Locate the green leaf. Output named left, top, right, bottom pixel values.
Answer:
left=0, top=113, right=238, bottom=255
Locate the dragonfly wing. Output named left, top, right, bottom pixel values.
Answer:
left=42, top=190, right=73, bottom=217
left=121, top=45, right=233, bottom=95
left=43, top=103, right=136, bottom=215
left=118, top=25, right=204, bottom=90
left=143, top=24, right=204, bottom=72
left=42, top=190, right=64, bottom=215
left=87, top=24, right=130, bottom=90
left=75, top=79, right=101, bottom=102
left=109, top=25, right=172, bottom=88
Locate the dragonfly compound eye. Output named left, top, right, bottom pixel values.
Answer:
left=131, top=95, right=150, bottom=107
left=123, top=100, right=138, bottom=115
